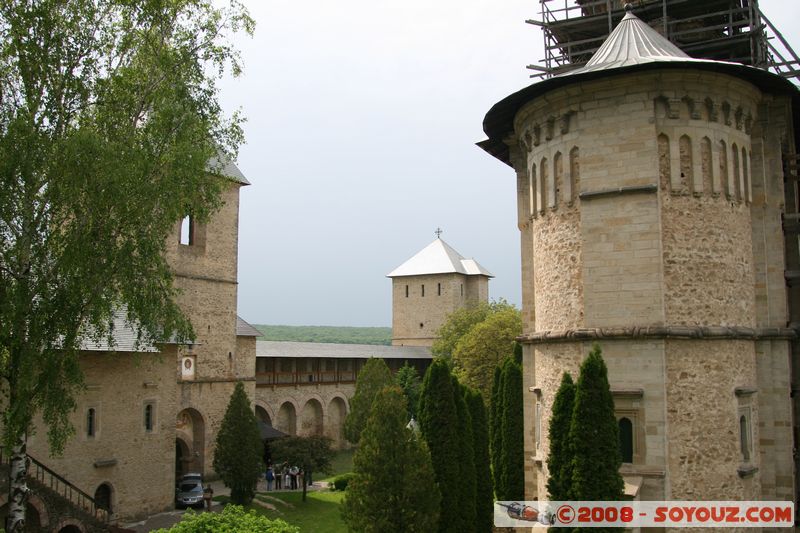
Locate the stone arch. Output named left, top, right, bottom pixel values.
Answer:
left=678, top=134, right=693, bottom=194
left=569, top=146, right=579, bottom=204
left=657, top=133, right=671, bottom=192
left=700, top=136, right=713, bottom=195
left=539, top=157, right=548, bottom=214
left=553, top=151, right=563, bottom=209
left=732, top=142, right=741, bottom=201
left=654, top=95, right=669, bottom=119
left=94, top=482, right=113, bottom=515
left=56, top=519, right=86, bottom=533
left=176, top=407, right=205, bottom=476
left=0, top=493, right=48, bottom=530
left=276, top=401, right=298, bottom=436
left=741, top=146, right=750, bottom=204
left=719, top=139, right=729, bottom=197
left=327, top=395, right=349, bottom=447
left=529, top=160, right=537, bottom=216
left=300, top=398, right=324, bottom=437
left=255, top=402, right=274, bottom=426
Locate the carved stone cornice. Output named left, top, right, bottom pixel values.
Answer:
left=518, top=325, right=796, bottom=344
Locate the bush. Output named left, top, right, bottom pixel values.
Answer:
left=333, top=472, right=356, bottom=491
left=152, top=505, right=298, bottom=532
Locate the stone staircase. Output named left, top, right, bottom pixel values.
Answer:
left=0, top=453, right=117, bottom=532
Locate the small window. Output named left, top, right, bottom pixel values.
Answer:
left=405, top=285, right=409, bottom=298
left=421, top=284, right=425, bottom=297
left=618, top=417, right=633, bottom=463
left=739, top=412, right=751, bottom=462
left=144, top=403, right=155, bottom=433
left=179, top=216, right=193, bottom=245
left=461, top=284, right=463, bottom=296
left=87, top=408, right=96, bottom=437
left=437, top=283, right=441, bottom=296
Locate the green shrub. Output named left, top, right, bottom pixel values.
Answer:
left=333, top=472, right=356, bottom=491
left=152, top=505, right=298, bottom=532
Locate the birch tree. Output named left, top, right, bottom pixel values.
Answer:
left=0, top=1, right=253, bottom=530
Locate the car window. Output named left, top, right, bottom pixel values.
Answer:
left=180, top=482, right=202, bottom=493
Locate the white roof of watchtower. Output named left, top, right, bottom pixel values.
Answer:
left=387, top=238, right=493, bottom=278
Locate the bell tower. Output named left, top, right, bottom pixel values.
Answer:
left=387, top=233, right=493, bottom=346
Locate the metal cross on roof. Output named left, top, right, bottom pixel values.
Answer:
left=435, top=227, right=442, bottom=239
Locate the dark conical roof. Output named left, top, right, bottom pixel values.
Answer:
left=479, top=8, right=799, bottom=166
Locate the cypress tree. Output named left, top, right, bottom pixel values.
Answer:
left=344, top=357, right=394, bottom=444
left=213, top=382, right=264, bottom=505
left=490, top=361, right=505, bottom=499
left=342, top=386, right=440, bottom=533
left=546, top=372, right=576, bottom=502
left=500, top=357, right=525, bottom=501
left=569, top=344, right=624, bottom=501
left=418, top=358, right=461, bottom=533
left=452, top=377, right=476, bottom=533
left=465, top=387, right=493, bottom=533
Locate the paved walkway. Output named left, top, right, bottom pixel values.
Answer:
left=121, top=479, right=330, bottom=532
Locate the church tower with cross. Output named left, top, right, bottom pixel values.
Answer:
left=387, top=231, right=493, bottom=346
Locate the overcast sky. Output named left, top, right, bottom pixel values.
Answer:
left=221, top=0, right=800, bottom=327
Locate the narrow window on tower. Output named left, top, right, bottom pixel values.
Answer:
left=739, top=408, right=752, bottom=462
left=405, top=285, right=409, bottom=298
left=87, top=408, right=96, bottom=438
left=144, top=403, right=155, bottom=433
left=437, top=283, right=441, bottom=296
left=618, top=417, right=634, bottom=463
left=421, top=284, right=425, bottom=297
left=461, top=284, right=463, bottom=296
left=179, top=216, right=193, bottom=245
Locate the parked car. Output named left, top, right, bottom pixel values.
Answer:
left=175, top=479, right=204, bottom=509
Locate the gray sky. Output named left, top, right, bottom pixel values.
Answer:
left=222, top=0, right=800, bottom=327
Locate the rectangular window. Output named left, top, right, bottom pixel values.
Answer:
left=421, top=284, right=425, bottom=297
left=87, top=408, right=96, bottom=438
left=144, top=402, right=156, bottom=433
left=405, top=285, right=409, bottom=298
left=437, top=283, right=441, bottom=296
left=739, top=406, right=752, bottom=462
left=179, top=216, right=193, bottom=245
left=461, top=284, right=463, bottom=296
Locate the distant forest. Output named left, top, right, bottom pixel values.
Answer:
left=254, top=325, right=392, bottom=345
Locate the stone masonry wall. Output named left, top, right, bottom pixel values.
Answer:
left=392, top=273, right=467, bottom=346
left=664, top=339, right=760, bottom=500
left=28, top=348, right=178, bottom=522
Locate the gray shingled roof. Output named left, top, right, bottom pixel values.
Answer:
left=387, top=238, right=493, bottom=278
left=237, top=316, right=262, bottom=337
left=80, top=311, right=158, bottom=353
left=207, top=153, right=249, bottom=185
left=256, top=340, right=432, bottom=359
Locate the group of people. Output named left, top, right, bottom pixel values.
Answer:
left=264, top=462, right=306, bottom=491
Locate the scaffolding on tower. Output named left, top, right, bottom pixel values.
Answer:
left=527, top=0, right=800, bottom=82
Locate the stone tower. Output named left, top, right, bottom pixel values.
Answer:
left=481, top=8, right=797, bottom=504
left=388, top=237, right=492, bottom=346
left=165, top=159, right=257, bottom=478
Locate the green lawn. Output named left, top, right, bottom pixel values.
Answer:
left=214, top=491, right=347, bottom=533
left=319, top=448, right=355, bottom=482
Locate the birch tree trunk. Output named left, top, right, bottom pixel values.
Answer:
left=7, top=436, right=29, bottom=533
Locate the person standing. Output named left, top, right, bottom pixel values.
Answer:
left=266, top=466, right=275, bottom=491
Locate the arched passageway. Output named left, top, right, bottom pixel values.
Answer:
left=176, top=407, right=205, bottom=476
left=94, top=483, right=113, bottom=514
left=300, top=399, right=323, bottom=437
left=327, top=397, right=347, bottom=447
left=275, top=402, right=297, bottom=436
left=256, top=405, right=272, bottom=426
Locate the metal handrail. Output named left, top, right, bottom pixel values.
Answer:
left=1, top=451, right=108, bottom=523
